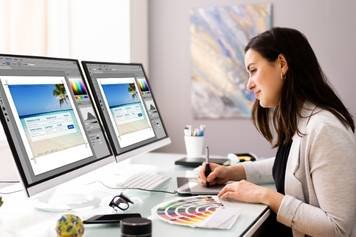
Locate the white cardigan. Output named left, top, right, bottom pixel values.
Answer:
left=242, top=104, right=356, bottom=237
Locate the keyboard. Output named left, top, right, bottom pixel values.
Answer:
left=119, top=173, right=171, bottom=190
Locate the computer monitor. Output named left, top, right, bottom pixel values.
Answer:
left=81, top=62, right=170, bottom=161
left=0, top=54, right=113, bottom=210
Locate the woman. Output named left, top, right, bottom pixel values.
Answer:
left=199, top=27, right=356, bottom=237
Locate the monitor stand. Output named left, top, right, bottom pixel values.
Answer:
left=32, top=184, right=101, bottom=212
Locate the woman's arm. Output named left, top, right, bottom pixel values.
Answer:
left=218, top=180, right=284, bottom=212
left=227, top=163, right=246, bottom=181
left=200, top=157, right=274, bottom=185
left=241, top=157, right=275, bottom=184
left=219, top=123, right=356, bottom=236
left=277, top=124, right=356, bottom=237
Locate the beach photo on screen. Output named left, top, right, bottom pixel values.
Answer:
left=0, top=76, right=93, bottom=174
left=8, top=83, right=86, bottom=158
left=98, top=77, right=155, bottom=147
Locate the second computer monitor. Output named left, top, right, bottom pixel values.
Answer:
left=81, top=62, right=170, bottom=160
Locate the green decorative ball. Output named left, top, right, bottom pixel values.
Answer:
left=0, top=196, right=3, bottom=207
left=56, top=214, right=84, bottom=237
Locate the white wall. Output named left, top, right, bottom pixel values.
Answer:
left=149, top=0, right=356, bottom=157
left=67, top=0, right=131, bottom=62
left=131, top=0, right=149, bottom=72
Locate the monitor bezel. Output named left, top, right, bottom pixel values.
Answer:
left=0, top=53, right=114, bottom=196
left=81, top=61, right=170, bottom=159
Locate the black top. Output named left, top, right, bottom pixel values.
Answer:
left=269, top=140, right=293, bottom=237
left=273, top=140, right=293, bottom=194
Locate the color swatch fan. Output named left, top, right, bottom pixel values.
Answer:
left=154, top=196, right=238, bottom=229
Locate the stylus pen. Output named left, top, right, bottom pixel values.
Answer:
left=204, top=145, right=212, bottom=187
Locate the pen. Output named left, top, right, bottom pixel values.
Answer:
left=204, top=145, right=211, bottom=187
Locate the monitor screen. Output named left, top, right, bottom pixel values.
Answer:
left=81, top=62, right=170, bottom=160
left=0, top=54, right=113, bottom=197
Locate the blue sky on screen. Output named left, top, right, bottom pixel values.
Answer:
left=8, top=84, right=71, bottom=117
left=102, top=83, right=138, bottom=107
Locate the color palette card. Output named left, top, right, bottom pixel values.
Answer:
left=153, top=196, right=239, bottom=229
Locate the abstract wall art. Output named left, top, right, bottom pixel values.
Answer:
left=191, top=3, right=272, bottom=118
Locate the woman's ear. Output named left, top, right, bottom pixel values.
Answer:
left=278, top=54, right=288, bottom=76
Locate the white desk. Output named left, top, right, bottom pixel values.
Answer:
left=0, top=152, right=270, bottom=237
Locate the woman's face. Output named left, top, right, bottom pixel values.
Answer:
left=244, top=49, right=286, bottom=108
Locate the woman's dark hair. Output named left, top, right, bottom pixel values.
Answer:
left=245, top=27, right=354, bottom=147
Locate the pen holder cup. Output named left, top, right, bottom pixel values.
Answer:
left=184, top=136, right=205, bottom=158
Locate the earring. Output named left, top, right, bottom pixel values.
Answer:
left=281, top=73, right=286, bottom=80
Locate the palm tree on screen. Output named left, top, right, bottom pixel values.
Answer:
left=53, top=84, right=69, bottom=107
left=128, top=83, right=137, bottom=98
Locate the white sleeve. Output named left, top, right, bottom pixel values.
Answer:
left=241, top=157, right=275, bottom=184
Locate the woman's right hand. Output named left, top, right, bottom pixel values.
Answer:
left=198, top=163, right=232, bottom=186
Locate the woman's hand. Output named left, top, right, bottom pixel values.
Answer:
left=198, top=163, right=231, bottom=186
left=218, top=180, right=266, bottom=203
left=218, top=180, right=284, bottom=213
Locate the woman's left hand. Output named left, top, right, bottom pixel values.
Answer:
left=218, top=180, right=267, bottom=204
left=218, top=180, right=284, bottom=213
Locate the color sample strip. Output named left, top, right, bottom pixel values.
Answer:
left=156, top=196, right=223, bottom=228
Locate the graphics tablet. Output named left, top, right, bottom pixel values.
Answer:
left=176, top=177, right=225, bottom=196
